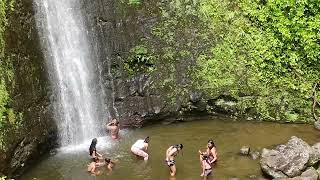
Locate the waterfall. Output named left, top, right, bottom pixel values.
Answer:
left=34, top=0, right=107, bottom=146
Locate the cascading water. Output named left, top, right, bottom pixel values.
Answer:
left=34, top=0, right=107, bottom=146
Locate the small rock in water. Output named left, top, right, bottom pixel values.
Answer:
left=314, top=121, right=320, bottom=130
left=248, top=175, right=257, bottom=179
left=250, top=151, right=260, bottom=160
left=240, top=146, right=250, bottom=155
left=229, top=177, right=239, bottom=180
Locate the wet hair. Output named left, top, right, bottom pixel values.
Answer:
left=105, top=158, right=111, bottom=164
left=144, top=136, right=150, bottom=143
left=202, top=153, right=209, bottom=160
left=111, top=119, right=119, bottom=126
left=173, top=144, right=183, bottom=150
left=208, top=139, right=216, bottom=148
left=89, top=138, right=97, bottom=156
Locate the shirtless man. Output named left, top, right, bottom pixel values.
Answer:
left=200, top=153, right=212, bottom=179
left=106, top=119, right=120, bottom=139
left=165, top=144, right=183, bottom=177
left=131, top=136, right=150, bottom=160
left=199, top=139, right=218, bottom=165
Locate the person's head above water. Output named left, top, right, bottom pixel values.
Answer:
left=207, top=139, right=215, bottom=148
left=105, top=158, right=111, bottom=164
left=112, top=119, right=119, bottom=125
left=173, top=144, right=183, bottom=150
left=202, top=152, right=209, bottom=160
left=144, top=136, right=150, bottom=143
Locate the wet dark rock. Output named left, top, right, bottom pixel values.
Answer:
left=240, top=146, right=251, bottom=155
left=260, top=136, right=311, bottom=178
left=190, top=91, right=202, bottom=103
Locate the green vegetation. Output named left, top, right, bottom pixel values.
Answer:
left=124, top=45, right=156, bottom=77
left=195, top=0, right=320, bottom=121
left=0, top=0, right=19, bottom=150
left=0, top=176, right=14, bottom=180
left=128, top=0, right=141, bottom=6
left=124, top=0, right=320, bottom=122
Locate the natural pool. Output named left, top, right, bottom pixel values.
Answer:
left=21, top=117, right=320, bottom=180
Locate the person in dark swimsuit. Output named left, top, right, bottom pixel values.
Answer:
left=200, top=153, right=212, bottom=179
left=89, top=138, right=103, bottom=159
left=165, top=144, right=183, bottom=176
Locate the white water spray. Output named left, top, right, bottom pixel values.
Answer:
left=34, top=0, right=106, bottom=146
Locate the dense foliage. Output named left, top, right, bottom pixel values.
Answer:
left=126, top=0, right=320, bottom=122
left=0, top=0, right=19, bottom=150
left=196, top=0, right=320, bottom=121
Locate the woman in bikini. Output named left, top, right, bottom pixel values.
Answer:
left=200, top=152, right=212, bottom=179
left=165, top=144, right=183, bottom=177
left=199, top=139, right=218, bottom=165
left=89, top=138, right=103, bottom=159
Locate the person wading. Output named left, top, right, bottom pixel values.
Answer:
left=106, top=119, right=120, bottom=139
left=131, top=136, right=150, bottom=161
left=165, top=144, right=183, bottom=177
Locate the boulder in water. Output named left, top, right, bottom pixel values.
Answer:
left=240, top=146, right=250, bottom=155
left=260, top=136, right=311, bottom=178
left=308, top=142, right=320, bottom=166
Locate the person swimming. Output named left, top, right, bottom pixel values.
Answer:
left=165, top=144, right=183, bottom=177
left=106, top=119, right=120, bottom=139
left=131, top=136, right=150, bottom=161
left=87, top=157, right=101, bottom=176
left=89, top=138, right=103, bottom=159
left=200, top=152, right=212, bottom=179
left=104, top=158, right=116, bottom=171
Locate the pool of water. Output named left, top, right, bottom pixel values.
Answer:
left=21, top=117, right=320, bottom=180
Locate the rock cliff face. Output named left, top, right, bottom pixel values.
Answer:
left=1, top=0, right=228, bottom=176
left=1, top=0, right=57, bottom=176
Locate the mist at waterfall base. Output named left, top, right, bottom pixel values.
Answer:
left=22, top=118, right=319, bottom=180
left=34, top=0, right=108, bottom=147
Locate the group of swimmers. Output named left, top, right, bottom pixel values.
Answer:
left=87, top=119, right=218, bottom=179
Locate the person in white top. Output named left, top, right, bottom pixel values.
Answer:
left=131, top=136, right=150, bottom=160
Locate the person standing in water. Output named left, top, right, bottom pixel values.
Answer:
left=200, top=152, right=212, bottom=179
left=165, top=144, right=183, bottom=177
left=131, top=136, right=150, bottom=160
left=106, top=119, right=120, bottom=139
left=199, top=139, right=218, bottom=165
left=89, top=138, right=103, bottom=159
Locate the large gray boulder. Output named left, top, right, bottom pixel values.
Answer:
left=307, top=142, right=320, bottom=166
left=260, top=136, right=311, bottom=178
left=274, top=167, right=318, bottom=180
